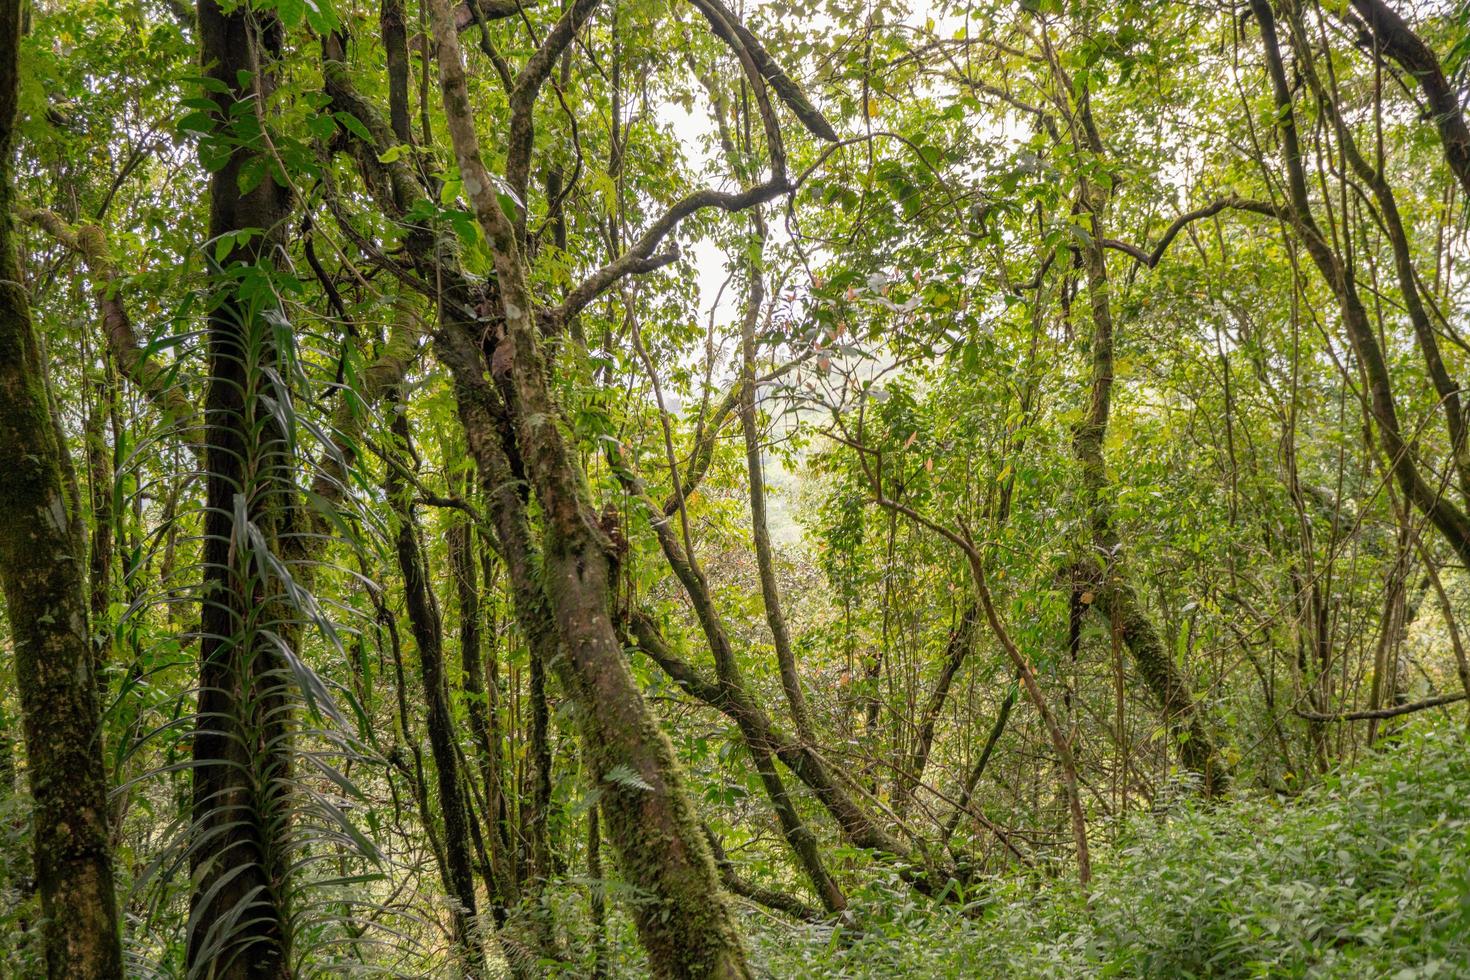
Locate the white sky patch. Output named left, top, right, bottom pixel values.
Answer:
left=654, top=97, right=740, bottom=332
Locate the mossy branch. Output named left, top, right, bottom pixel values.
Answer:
left=22, top=207, right=203, bottom=448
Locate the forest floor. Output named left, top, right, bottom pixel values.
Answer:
left=744, top=726, right=1470, bottom=979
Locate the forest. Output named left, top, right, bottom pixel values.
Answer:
left=1, top=0, right=1470, bottom=975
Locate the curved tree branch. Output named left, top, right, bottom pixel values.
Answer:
left=22, top=208, right=202, bottom=447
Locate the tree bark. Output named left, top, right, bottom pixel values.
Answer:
left=0, top=5, right=124, bottom=971
left=187, top=3, right=297, bottom=974
left=387, top=408, right=484, bottom=974
left=1346, top=0, right=1470, bottom=198
left=423, top=5, right=754, bottom=973
left=1069, top=140, right=1231, bottom=796
left=737, top=216, right=814, bottom=741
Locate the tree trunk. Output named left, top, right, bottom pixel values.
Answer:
left=737, top=217, right=813, bottom=740
left=0, top=7, right=124, bottom=972
left=1072, top=181, right=1231, bottom=796
left=84, top=365, right=114, bottom=681
left=187, top=2, right=296, bottom=974
left=387, top=409, right=484, bottom=974
left=525, top=618, right=554, bottom=884
left=1346, top=0, right=1470, bottom=198
left=437, top=327, right=749, bottom=975
left=424, top=5, right=754, bottom=972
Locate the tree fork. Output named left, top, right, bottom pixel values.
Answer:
left=424, top=2, right=754, bottom=973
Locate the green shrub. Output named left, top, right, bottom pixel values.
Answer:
left=749, top=727, right=1470, bottom=978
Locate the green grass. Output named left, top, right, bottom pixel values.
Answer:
left=749, top=727, right=1470, bottom=978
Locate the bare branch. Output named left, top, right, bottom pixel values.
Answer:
left=556, top=179, right=790, bottom=322
left=1100, top=195, right=1249, bottom=268
left=688, top=0, right=838, bottom=142
left=1295, top=692, right=1467, bottom=722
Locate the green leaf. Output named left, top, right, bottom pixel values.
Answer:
left=276, top=0, right=304, bottom=28
left=333, top=110, right=373, bottom=143
left=497, top=192, right=519, bottom=222
left=303, top=0, right=338, bottom=32
left=176, top=110, right=215, bottom=135
left=603, top=764, right=654, bottom=792
left=237, top=157, right=266, bottom=195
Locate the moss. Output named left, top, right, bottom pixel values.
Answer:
left=0, top=84, right=124, bottom=976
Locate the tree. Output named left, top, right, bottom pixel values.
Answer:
left=5, top=0, right=1470, bottom=974
left=0, top=0, right=123, bottom=973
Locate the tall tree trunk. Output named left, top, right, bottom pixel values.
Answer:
left=525, top=620, right=554, bottom=884
left=1031, top=34, right=1231, bottom=795
left=737, top=216, right=813, bottom=741
left=424, top=5, right=753, bottom=974
left=379, top=0, right=412, bottom=145
left=187, top=3, right=296, bottom=974
left=386, top=409, right=484, bottom=975
left=450, top=518, right=515, bottom=913
left=1283, top=7, right=1470, bottom=498
left=438, top=322, right=751, bottom=972
left=0, top=6, right=124, bottom=973
left=1070, top=164, right=1231, bottom=797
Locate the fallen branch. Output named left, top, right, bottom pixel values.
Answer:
left=1295, top=692, right=1467, bottom=722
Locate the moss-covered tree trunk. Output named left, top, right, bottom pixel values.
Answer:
left=324, top=17, right=752, bottom=968
left=0, top=6, right=125, bottom=975
left=424, top=5, right=754, bottom=974
left=437, top=321, right=754, bottom=973
left=619, top=465, right=848, bottom=912
left=1058, top=80, right=1231, bottom=795
left=737, top=218, right=814, bottom=743
left=1072, top=234, right=1231, bottom=795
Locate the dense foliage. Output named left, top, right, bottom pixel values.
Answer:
left=756, top=728, right=1470, bottom=978
left=0, top=0, right=1468, bottom=975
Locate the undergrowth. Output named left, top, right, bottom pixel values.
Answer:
left=749, top=726, right=1470, bottom=978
